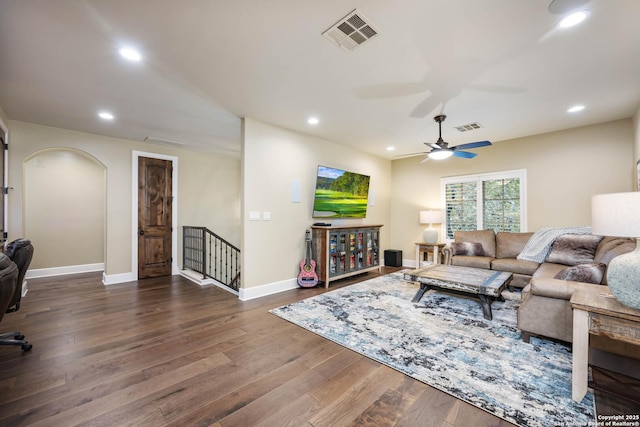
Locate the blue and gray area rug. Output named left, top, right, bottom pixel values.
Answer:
left=270, top=272, right=595, bottom=427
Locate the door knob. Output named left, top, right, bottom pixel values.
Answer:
left=139, top=230, right=145, bottom=236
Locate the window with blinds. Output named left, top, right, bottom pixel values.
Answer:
left=442, top=170, right=526, bottom=240
left=444, top=180, right=478, bottom=239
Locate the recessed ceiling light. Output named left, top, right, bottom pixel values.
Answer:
left=558, top=11, right=589, bottom=29
left=307, top=117, right=319, bottom=125
left=98, top=111, right=115, bottom=121
left=119, top=47, right=142, bottom=61
left=567, top=105, right=585, bottom=113
left=386, top=146, right=395, bottom=151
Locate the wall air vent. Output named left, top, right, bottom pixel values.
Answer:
left=454, top=122, right=483, bottom=132
left=322, top=9, right=379, bottom=53
left=144, top=137, right=185, bottom=146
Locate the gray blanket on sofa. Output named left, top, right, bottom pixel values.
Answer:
left=516, top=226, right=592, bottom=263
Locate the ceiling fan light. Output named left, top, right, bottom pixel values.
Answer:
left=558, top=11, right=589, bottom=29
left=428, top=150, right=453, bottom=160
left=119, top=47, right=142, bottom=61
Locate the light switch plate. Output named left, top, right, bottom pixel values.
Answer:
left=249, top=211, right=260, bottom=221
left=263, top=211, right=271, bottom=221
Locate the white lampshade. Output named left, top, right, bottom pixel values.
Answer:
left=591, top=192, right=640, bottom=310
left=419, top=210, right=443, bottom=225
left=592, top=192, right=640, bottom=237
left=419, top=210, right=442, bottom=244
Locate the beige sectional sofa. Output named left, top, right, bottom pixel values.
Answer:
left=441, top=229, right=635, bottom=343
left=442, top=230, right=538, bottom=290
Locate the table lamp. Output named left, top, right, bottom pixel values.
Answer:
left=591, top=192, right=640, bottom=310
left=420, top=210, right=442, bottom=244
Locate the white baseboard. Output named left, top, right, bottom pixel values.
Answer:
left=102, top=271, right=136, bottom=285
left=178, top=269, right=239, bottom=297
left=402, top=259, right=418, bottom=268
left=103, top=264, right=178, bottom=286
left=26, top=263, right=105, bottom=279
left=384, top=260, right=416, bottom=268
left=239, top=277, right=299, bottom=301
left=179, top=269, right=215, bottom=285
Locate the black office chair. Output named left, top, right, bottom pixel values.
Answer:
left=1, top=238, right=34, bottom=351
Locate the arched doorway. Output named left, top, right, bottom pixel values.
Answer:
left=24, top=148, right=106, bottom=274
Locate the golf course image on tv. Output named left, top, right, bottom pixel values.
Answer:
left=312, top=165, right=370, bottom=218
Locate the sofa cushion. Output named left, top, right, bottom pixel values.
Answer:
left=491, top=258, right=540, bottom=276
left=529, top=278, right=606, bottom=301
left=554, top=262, right=606, bottom=284
left=454, top=229, right=496, bottom=257
left=529, top=279, right=575, bottom=300
left=451, top=255, right=494, bottom=269
left=496, top=232, right=534, bottom=259
left=545, top=234, right=604, bottom=266
left=451, top=242, right=485, bottom=256
left=532, top=262, right=566, bottom=280
left=594, top=237, right=636, bottom=265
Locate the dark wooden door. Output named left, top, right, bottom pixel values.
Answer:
left=138, top=157, right=172, bottom=279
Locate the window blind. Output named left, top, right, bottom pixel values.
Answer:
left=442, top=170, right=526, bottom=240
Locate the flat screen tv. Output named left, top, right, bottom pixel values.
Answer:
left=312, top=165, right=370, bottom=219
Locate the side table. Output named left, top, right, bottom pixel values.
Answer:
left=570, top=288, right=640, bottom=402
left=415, top=242, right=446, bottom=267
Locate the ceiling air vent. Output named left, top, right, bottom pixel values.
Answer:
left=454, top=122, right=483, bottom=133
left=322, top=9, right=379, bottom=53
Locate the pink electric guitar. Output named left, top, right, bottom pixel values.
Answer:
left=298, top=230, right=319, bottom=287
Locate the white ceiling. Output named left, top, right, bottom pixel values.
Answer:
left=1, top=0, right=639, bottom=160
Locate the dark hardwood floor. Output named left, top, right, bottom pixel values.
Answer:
left=0, top=269, right=634, bottom=426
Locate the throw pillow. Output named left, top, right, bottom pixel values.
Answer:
left=451, top=242, right=485, bottom=256
left=545, top=234, right=604, bottom=266
left=554, top=262, right=606, bottom=284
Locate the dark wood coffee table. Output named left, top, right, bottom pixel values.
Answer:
left=404, top=265, right=513, bottom=320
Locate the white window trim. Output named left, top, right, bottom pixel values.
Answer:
left=440, top=169, right=527, bottom=242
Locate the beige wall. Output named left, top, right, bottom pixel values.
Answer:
left=634, top=106, right=640, bottom=190
left=390, top=119, right=634, bottom=263
left=0, top=104, right=7, bottom=129
left=242, top=118, right=391, bottom=289
left=8, top=120, right=240, bottom=278
left=24, top=149, right=105, bottom=269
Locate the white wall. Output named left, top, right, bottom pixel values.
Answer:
left=241, top=118, right=391, bottom=294
left=390, top=119, right=634, bottom=264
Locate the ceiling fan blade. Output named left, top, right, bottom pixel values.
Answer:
left=394, top=151, right=428, bottom=159
left=353, top=82, right=427, bottom=99
left=409, top=96, right=439, bottom=119
left=427, top=143, right=441, bottom=150
left=452, top=140, right=492, bottom=150
left=453, top=150, right=477, bottom=159
left=419, top=156, right=430, bottom=163
left=467, top=83, right=526, bottom=94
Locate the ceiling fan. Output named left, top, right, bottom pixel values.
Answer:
left=399, top=115, right=492, bottom=162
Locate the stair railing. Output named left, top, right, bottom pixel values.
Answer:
left=183, top=226, right=240, bottom=291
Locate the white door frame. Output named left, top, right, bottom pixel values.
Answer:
left=131, top=150, right=179, bottom=280
left=0, top=118, right=8, bottom=238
